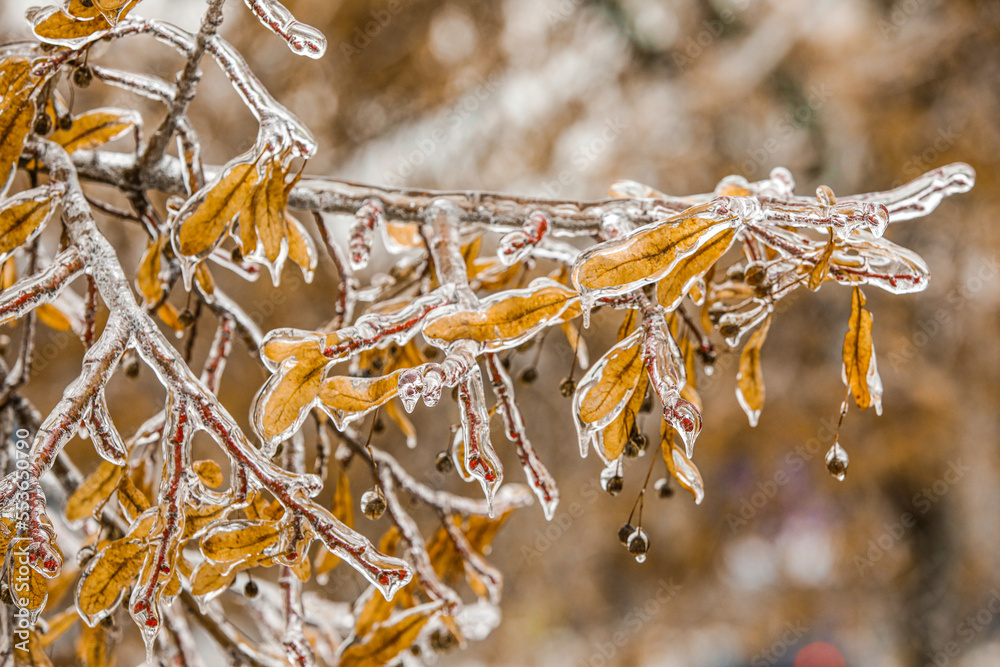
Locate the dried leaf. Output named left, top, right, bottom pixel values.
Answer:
left=29, top=0, right=139, bottom=44
left=49, top=108, right=138, bottom=154
left=12, top=629, right=53, bottom=667
left=0, top=71, right=37, bottom=194
left=76, top=622, right=113, bottom=667
left=193, top=459, right=224, bottom=488
left=200, top=521, right=281, bottom=563
left=573, top=208, right=736, bottom=297
left=39, top=608, right=78, bottom=647
left=601, top=372, right=647, bottom=460
left=76, top=538, right=145, bottom=620
left=176, top=157, right=259, bottom=258
left=11, top=560, right=50, bottom=615
left=66, top=461, right=123, bottom=522
left=285, top=211, right=317, bottom=280
left=0, top=184, right=63, bottom=258
left=255, top=343, right=327, bottom=440
left=135, top=237, right=164, bottom=306
left=656, top=229, right=736, bottom=310
left=735, top=316, right=771, bottom=427
left=809, top=229, right=836, bottom=291
left=843, top=287, right=882, bottom=412
left=35, top=304, right=73, bottom=332
left=315, top=467, right=354, bottom=575
left=241, top=161, right=286, bottom=261
left=422, top=278, right=578, bottom=350
left=578, top=329, right=644, bottom=425
left=340, top=602, right=442, bottom=666
left=318, top=371, right=402, bottom=415
left=116, top=473, right=151, bottom=524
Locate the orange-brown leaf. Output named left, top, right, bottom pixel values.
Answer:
left=77, top=538, right=145, bottom=619
left=318, top=371, right=402, bottom=415
left=177, top=159, right=259, bottom=257
left=49, top=108, right=137, bottom=154
left=341, top=603, right=441, bottom=666
left=656, top=229, right=736, bottom=310
left=0, top=187, right=62, bottom=257
left=735, top=316, right=771, bottom=427
left=66, top=461, right=123, bottom=522
left=200, top=521, right=281, bottom=563
left=579, top=331, right=643, bottom=425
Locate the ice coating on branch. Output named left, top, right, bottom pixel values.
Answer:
left=485, top=355, right=559, bottom=520
left=456, top=366, right=503, bottom=514
left=850, top=162, right=975, bottom=222
left=642, top=308, right=702, bottom=458
left=497, top=210, right=549, bottom=266
left=349, top=198, right=385, bottom=270
left=244, top=0, right=327, bottom=59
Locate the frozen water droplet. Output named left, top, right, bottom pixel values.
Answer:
left=825, top=441, right=849, bottom=481
left=397, top=369, right=422, bottom=413
left=599, top=462, right=623, bottom=496
left=634, top=553, right=647, bottom=564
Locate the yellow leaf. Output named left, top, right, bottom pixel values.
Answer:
left=66, top=461, right=123, bottom=522
left=340, top=603, right=442, bottom=666
left=176, top=158, right=259, bottom=258
left=0, top=185, right=62, bottom=257
left=843, top=287, right=881, bottom=411
left=422, top=279, right=578, bottom=349
left=135, top=237, right=164, bottom=306
left=182, top=502, right=228, bottom=540
left=656, top=229, right=736, bottom=310
left=77, top=538, right=145, bottom=619
left=1, top=256, right=16, bottom=289
left=808, top=229, right=836, bottom=291
left=383, top=222, right=422, bottom=252
left=315, top=467, right=354, bottom=576
left=353, top=586, right=398, bottom=640
left=601, top=372, right=647, bottom=461
left=318, top=371, right=402, bottom=415
left=194, top=262, right=215, bottom=295
left=39, top=608, right=78, bottom=647
left=735, top=316, right=771, bottom=427
left=156, top=301, right=183, bottom=333
left=0, top=86, right=36, bottom=194
left=200, top=521, right=281, bottom=563
left=76, top=622, right=113, bottom=667
left=285, top=212, right=317, bottom=279
left=49, top=108, right=137, bottom=154
left=12, top=629, right=52, bottom=667
left=193, top=459, right=224, bottom=488
left=29, top=0, right=139, bottom=43
left=241, top=161, right=286, bottom=262
left=117, top=473, right=150, bottom=524
left=35, top=304, right=73, bottom=332
left=578, top=330, right=644, bottom=425
left=10, top=561, right=50, bottom=615
left=573, top=211, right=733, bottom=295
left=257, top=344, right=327, bottom=439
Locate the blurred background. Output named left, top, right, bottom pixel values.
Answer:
left=2, top=0, right=999, bottom=665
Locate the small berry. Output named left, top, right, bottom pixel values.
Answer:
left=517, top=367, right=538, bottom=385
left=72, top=65, right=93, bottom=88
left=617, top=523, right=635, bottom=546
left=631, top=432, right=648, bottom=453
left=623, top=439, right=640, bottom=459
left=654, top=478, right=674, bottom=499
left=244, top=579, right=259, bottom=598
left=604, top=475, right=623, bottom=496
left=178, top=309, right=196, bottom=328
left=434, top=451, right=453, bottom=474
left=57, top=114, right=73, bottom=131
left=33, top=113, right=52, bottom=136
left=559, top=376, right=576, bottom=397
left=744, top=264, right=766, bottom=286
left=361, top=489, right=386, bottom=520
left=430, top=629, right=458, bottom=652
left=627, top=528, right=650, bottom=558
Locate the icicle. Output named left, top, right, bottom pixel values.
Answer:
left=456, top=366, right=503, bottom=514
left=244, top=0, right=327, bottom=59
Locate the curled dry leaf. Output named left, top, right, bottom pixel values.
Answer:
left=656, top=228, right=736, bottom=311
left=76, top=537, right=145, bottom=623
left=808, top=229, right=836, bottom=291
left=843, top=287, right=883, bottom=413
left=422, top=278, right=579, bottom=351
left=573, top=205, right=739, bottom=299
left=735, top=315, right=771, bottom=427
left=0, top=182, right=65, bottom=259
left=65, top=461, right=123, bottom=523
left=175, top=155, right=259, bottom=259
left=339, top=602, right=443, bottom=667
left=49, top=108, right=139, bottom=154
left=0, top=58, right=41, bottom=196
left=254, top=341, right=327, bottom=441
left=29, top=0, right=140, bottom=46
